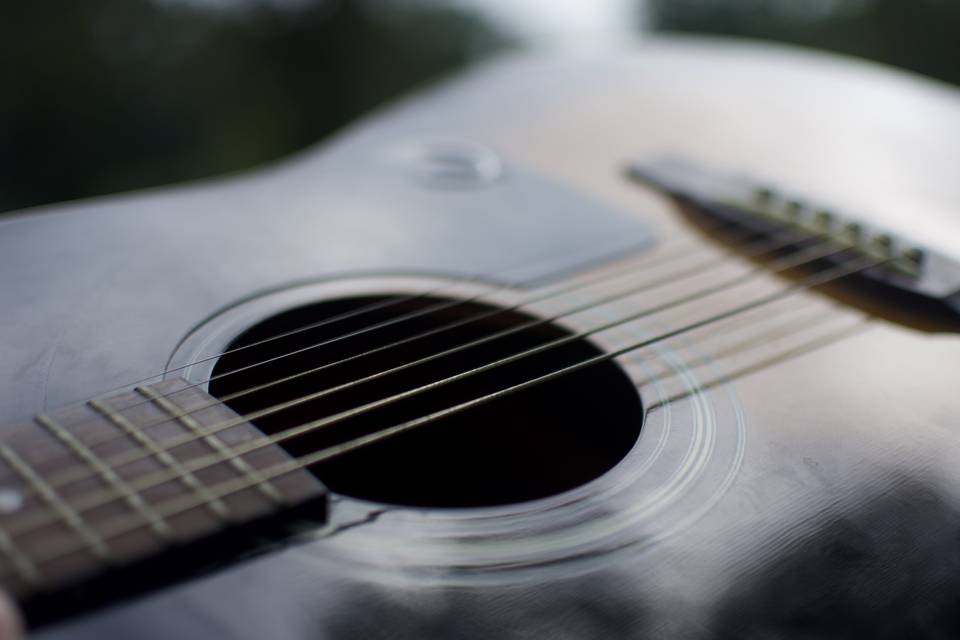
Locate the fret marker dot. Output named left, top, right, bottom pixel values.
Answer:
left=0, top=489, right=23, bottom=514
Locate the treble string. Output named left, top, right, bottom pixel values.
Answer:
left=5, top=232, right=842, bottom=536
left=27, top=253, right=889, bottom=568
left=13, top=224, right=757, bottom=496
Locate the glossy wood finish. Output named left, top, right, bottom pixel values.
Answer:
left=0, top=36, right=957, bottom=638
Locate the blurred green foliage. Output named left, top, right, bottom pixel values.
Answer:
left=0, top=0, right=495, bottom=213
left=650, top=0, right=960, bottom=88
left=1, top=0, right=957, bottom=214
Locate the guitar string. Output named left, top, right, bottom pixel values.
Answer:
left=4, top=235, right=845, bottom=536
left=8, top=224, right=764, bottom=496
left=1, top=242, right=856, bottom=552
left=3, top=305, right=873, bottom=578
left=8, top=228, right=830, bottom=527
left=21, top=223, right=728, bottom=462
left=0, top=230, right=796, bottom=544
left=11, top=225, right=804, bottom=509
left=0, top=296, right=820, bottom=580
left=26, top=253, right=887, bottom=567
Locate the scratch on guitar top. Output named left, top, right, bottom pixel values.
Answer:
left=313, top=507, right=393, bottom=539
left=39, top=327, right=68, bottom=412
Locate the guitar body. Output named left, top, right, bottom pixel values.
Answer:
left=4, top=36, right=960, bottom=638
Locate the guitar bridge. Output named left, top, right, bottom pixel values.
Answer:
left=628, top=158, right=960, bottom=311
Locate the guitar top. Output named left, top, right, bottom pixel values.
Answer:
left=3, top=36, right=960, bottom=638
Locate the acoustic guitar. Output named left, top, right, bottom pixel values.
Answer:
left=3, top=36, right=960, bottom=638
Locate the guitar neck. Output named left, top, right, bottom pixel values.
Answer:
left=0, top=378, right=327, bottom=624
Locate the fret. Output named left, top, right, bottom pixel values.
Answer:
left=0, top=528, right=37, bottom=584
left=135, top=386, right=284, bottom=506
left=0, top=443, right=110, bottom=561
left=35, top=415, right=173, bottom=540
left=87, top=398, right=231, bottom=521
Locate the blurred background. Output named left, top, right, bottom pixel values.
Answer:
left=2, top=0, right=958, bottom=215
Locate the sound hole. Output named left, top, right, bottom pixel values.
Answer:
left=209, top=295, right=643, bottom=508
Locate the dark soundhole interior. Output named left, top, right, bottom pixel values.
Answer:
left=209, top=295, right=644, bottom=508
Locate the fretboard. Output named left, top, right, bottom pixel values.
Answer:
left=0, top=378, right=327, bottom=624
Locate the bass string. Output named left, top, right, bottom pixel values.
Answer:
left=19, top=228, right=831, bottom=525
left=15, top=224, right=762, bottom=493
left=21, top=225, right=804, bottom=502
left=8, top=235, right=847, bottom=535
left=29, top=253, right=889, bottom=567
left=28, top=225, right=730, bottom=460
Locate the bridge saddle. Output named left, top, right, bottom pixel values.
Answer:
left=628, top=158, right=960, bottom=311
